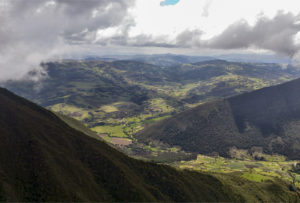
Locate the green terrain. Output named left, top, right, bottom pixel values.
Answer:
left=174, top=151, right=300, bottom=187
left=1, top=87, right=298, bottom=201
left=4, top=56, right=300, bottom=201
left=136, top=72, right=300, bottom=194
left=138, top=77, right=300, bottom=160
left=4, top=59, right=300, bottom=160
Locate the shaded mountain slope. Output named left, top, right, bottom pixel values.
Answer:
left=138, top=77, right=300, bottom=160
left=0, top=88, right=245, bottom=201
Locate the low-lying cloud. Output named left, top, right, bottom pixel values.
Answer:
left=207, top=12, right=300, bottom=57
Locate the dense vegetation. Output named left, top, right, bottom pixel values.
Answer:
left=1, top=87, right=298, bottom=201
left=138, top=77, right=300, bottom=160
left=3, top=59, right=300, bottom=160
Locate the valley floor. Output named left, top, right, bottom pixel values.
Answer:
left=173, top=154, right=300, bottom=187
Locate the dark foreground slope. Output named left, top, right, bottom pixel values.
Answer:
left=138, top=77, right=300, bottom=160
left=0, top=87, right=263, bottom=202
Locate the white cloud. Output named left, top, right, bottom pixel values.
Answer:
left=0, top=0, right=134, bottom=82
left=131, top=0, right=300, bottom=40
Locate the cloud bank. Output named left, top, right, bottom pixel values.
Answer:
left=0, top=0, right=134, bottom=82
left=207, top=12, right=300, bottom=57
left=94, top=11, right=300, bottom=61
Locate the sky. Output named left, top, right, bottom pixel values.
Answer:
left=1, top=0, right=300, bottom=81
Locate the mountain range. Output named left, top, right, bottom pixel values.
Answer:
left=84, top=53, right=291, bottom=65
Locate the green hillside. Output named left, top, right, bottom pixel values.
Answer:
left=0, top=87, right=298, bottom=201
left=138, top=77, right=300, bottom=160
left=4, top=59, right=300, bottom=159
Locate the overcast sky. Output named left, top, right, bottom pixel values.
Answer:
left=1, top=0, right=300, bottom=81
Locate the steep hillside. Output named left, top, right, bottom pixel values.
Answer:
left=138, top=77, right=300, bottom=160
left=0, top=87, right=263, bottom=201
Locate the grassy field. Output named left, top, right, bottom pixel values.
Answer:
left=50, top=103, right=91, bottom=121
left=50, top=96, right=174, bottom=148
left=173, top=153, right=300, bottom=187
left=92, top=125, right=126, bottom=137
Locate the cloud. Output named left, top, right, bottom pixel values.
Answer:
left=202, top=0, right=212, bottom=17
left=175, top=30, right=204, bottom=47
left=0, top=0, right=134, bottom=82
left=207, top=12, right=300, bottom=57
left=117, top=11, right=300, bottom=59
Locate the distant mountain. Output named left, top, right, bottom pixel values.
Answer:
left=84, top=54, right=215, bottom=66
left=216, top=53, right=291, bottom=64
left=5, top=60, right=158, bottom=108
left=130, top=54, right=216, bottom=67
left=85, top=53, right=292, bottom=65
left=138, top=77, right=300, bottom=160
left=0, top=88, right=296, bottom=201
left=5, top=60, right=299, bottom=110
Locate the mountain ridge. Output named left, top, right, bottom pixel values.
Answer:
left=0, top=87, right=240, bottom=201
left=138, top=77, right=300, bottom=160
